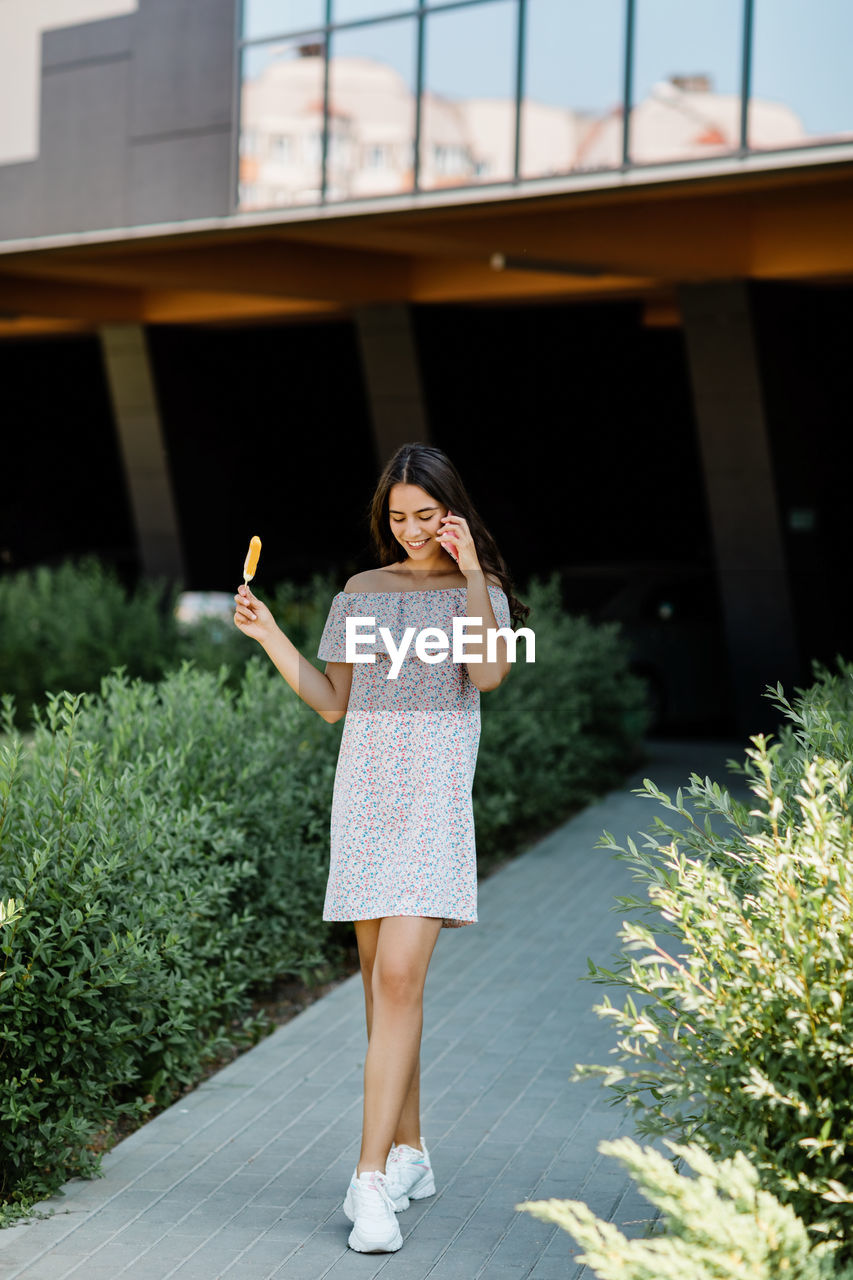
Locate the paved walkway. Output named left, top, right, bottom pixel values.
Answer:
left=0, top=739, right=749, bottom=1280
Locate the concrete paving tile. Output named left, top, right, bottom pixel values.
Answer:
left=115, top=1249, right=194, bottom=1276
left=247, top=1188, right=300, bottom=1210
left=531, top=1251, right=579, bottom=1279
left=224, top=1232, right=307, bottom=1266
left=99, top=1219, right=172, bottom=1249
left=268, top=1239, right=350, bottom=1277
left=18, top=1241, right=141, bottom=1278
left=38, top=1227, right=124, bottom=1260
left=1, top=1267, right=77, bottom=1280
left=49, top=1268, right=122, bottom=1280
left=0, top=1224, right=86, bottom=1264
left=217, top=1262, right=283, bottom=1280
left=487, top=1222, right=557, bottom=1267
left=422, top=1247, right=506, bottom=1278
left=149, top=1264, right=221, bottom=1280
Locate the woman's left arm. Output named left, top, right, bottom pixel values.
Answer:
left=437, top=513, right=511, bottom=692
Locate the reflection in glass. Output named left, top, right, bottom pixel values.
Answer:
left=750, top=0, right=853, bottom=150
left=333, top=0, right=411, bottom=21
left=238, top=40, right=326, bottom=209
left=522, top=0, right=624, bottom=178
left=631, top=0, right=742, bottom=163
left=243, top=1, right=325, bottom=41
left=327, top=19, right=417, bottom=199
left=420, top=0, right=517, bottom=189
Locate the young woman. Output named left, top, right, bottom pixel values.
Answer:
left=233, top=442, right=529, bottom=1253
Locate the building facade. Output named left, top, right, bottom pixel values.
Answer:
left=1, top=0, right=853, bottom=735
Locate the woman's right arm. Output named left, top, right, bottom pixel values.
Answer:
left=233, top=583, right=352, bottom=723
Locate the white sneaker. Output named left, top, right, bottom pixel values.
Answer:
left=342, top=1169, right=403, bottom=1252
left=385, top=1137, right=436, bottom=1212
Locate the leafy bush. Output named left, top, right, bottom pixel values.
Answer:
left=0, top=672, right=335, bottom=1217
left=744, top=659, right=853, bottom=822
left=0, top=560, right=179, bottom=723
left=578, top=659, right=853, bottom=1255
left=170, top=573, right=341, bottom=688
left=77, top=659, right=342, bottom=986
left=475, top=573, right=651, bottom=864
left=0, top=694, right=244, bottom=1209
left=0, top=558, right=342, bottom=725
left=518, top=1137, right=853, bottom=1280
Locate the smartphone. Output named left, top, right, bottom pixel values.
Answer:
left=445, top=509, right=459, bottom=562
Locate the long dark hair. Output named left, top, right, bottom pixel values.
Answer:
left=367, top=442, right=530, bottom=628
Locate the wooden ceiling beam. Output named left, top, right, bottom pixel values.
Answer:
left=750, top=194, right=853, bottom=277
left=0, top=273, right=142, bottom=322
left=140, top=291, right=343, bottom=323
left=0, top=269, right=349, bottom=326
left=278, top=169, right=853, bottom=284
left=0, top=240, right=413, bottom=304
left=0, top=317, right=94, bottom=338
left=409, top=257, right=659, bottom=304
left=372, top=201, right=753, bottom=281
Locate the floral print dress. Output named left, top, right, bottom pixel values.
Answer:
left=316, top=585, right=511, bottom=929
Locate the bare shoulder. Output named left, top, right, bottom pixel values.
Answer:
left=343, top=569, right=387, bottom=593
left=486, top=572, right=502, bottom=588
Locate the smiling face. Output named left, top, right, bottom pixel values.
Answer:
left=388, top=482, right=454, bottom=568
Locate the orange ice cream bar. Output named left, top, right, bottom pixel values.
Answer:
left=243, top=535, right=262, bottom=582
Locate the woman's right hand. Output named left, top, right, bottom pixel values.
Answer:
left=234, top=583, right=277, bottom=644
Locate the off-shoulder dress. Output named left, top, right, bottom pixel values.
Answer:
left=316, top=585, right=511, bottom=929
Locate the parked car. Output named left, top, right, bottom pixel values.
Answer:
left=556, top=562, right=735, bottom=735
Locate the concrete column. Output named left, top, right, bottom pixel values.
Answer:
left=99, top=324, right=186, bottom=582
left=679, top=281, right=799, bottom=737
left=354, top=304, right=431, bottom=469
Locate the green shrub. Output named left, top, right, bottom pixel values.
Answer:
left=475, top=573, right=651, bottom=863
left=0, top=693, right=248, bottom=1209
left=77, top=658, right=341, bottom=986
left=0, top=560, right=179, bottom=723
left=0, top=661, right=343, bottom=1217
left=578, top=659, right=853, bottom=1254
left=171, top=571, right=341, bottom=687
left=739, top=659, right=853, bottom=825
left=0, top=559, right=342, bottom=725
left=518, top=1138, right=853, bottom=1280
left=268, top=574, right=342, bottom=656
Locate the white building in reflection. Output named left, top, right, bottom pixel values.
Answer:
left=239, top=51, right=807, bottom=209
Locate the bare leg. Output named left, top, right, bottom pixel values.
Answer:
left=355, top=920, right=424, bottom=1151
left=354, top=916, right=441, bottom=1175
left=394, top=1059, right=423, bottom=1151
